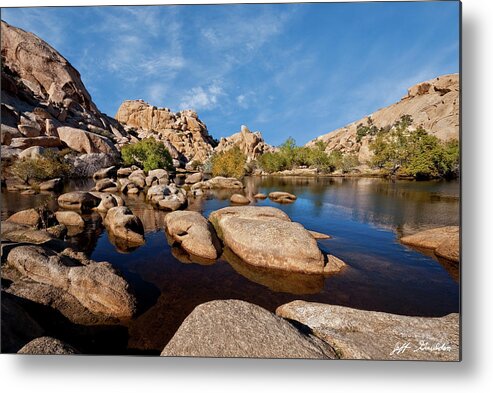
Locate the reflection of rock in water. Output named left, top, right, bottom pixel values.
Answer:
left=222, top=247, right=325, bottom=295
left=122, top=194, right=168, bottom=233
left=402, top=244, right=460, bottom=283
left=106, top=231, right=144, bottom=254
left=64, top=212, right=103, bottom=256
left=436, top=256, right=459, bottom=283
left=167, top=237, right=217, bottom=266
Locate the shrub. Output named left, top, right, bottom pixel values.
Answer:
left=11, top=149, right=72, bottom=183
left=340, top=153, right=360, bottom=173
left=370, top=123, right=460, bottom=179
left=121, top=138, right=174, bottom=172
left=210, top=146, right=247, bottom=179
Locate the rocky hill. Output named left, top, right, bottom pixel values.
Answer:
left=306, top=74, right=459, bottom=163
left=115, top=100, right=216, bottom=166
left=1, top=20, right=130, bottom=176
left=214, top=125, right=273, bottom=162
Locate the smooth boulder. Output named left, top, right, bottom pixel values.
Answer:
left=57, top=191, right=100, bottom=212
left=209, top=206, right=325, bottom=274
left=276, top=300, right=459, bottom=361
left=164, top=211, right=221, bottom=260
left=230, top=194, right=250, bottom=205
left=161, top=300, right=336, bottom=359
left=103, top=206, right=145, bottom=246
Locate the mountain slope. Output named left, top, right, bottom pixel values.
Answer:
left=306, top=74, right=459, bottom=163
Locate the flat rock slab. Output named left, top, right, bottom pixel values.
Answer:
left=276, top=300, right=459, bottom=361
left=161, top=300, right=336, bottom=359
left=401, top=226, right=459, bottom=263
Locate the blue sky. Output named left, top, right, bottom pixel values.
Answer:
left=1, top=1, right=459, bottom=146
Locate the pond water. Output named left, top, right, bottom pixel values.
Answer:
left=1, top=176, right=460, bottom=354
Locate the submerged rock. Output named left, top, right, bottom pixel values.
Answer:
left=164, top=211, right=221, bottom=260
left=18, top=336, right=79, bottom=355
left=209, top=206, right=325, bottom=274
left=161, top=300, right=336, bottom=359
left=276, top=300, right=459, bottom=361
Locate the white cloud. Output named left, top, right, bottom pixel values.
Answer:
left=179, top=83, right=226, bottom=111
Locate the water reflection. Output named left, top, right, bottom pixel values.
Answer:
left=1, top=175, right=460, bottom=352
left=222, top=247, right=325, bottom=295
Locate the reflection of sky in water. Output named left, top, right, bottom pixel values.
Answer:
left=1, top=177, right=460, bottom=351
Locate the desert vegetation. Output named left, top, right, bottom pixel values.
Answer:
left=11, top=149, right=72, bottom=183
left=369, top=116, right=459, bottom=179
left=121, top=138, right=174, bottom=172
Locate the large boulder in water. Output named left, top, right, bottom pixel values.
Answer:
left=103, top=206, right=145, bottom=246
left=161, top=300, right=336, bottom=359
left=276, top=300, right=459, bottom=361
left=6, top=245, right=137, bottom=320
left=208, top=206, right=325, bottom=274
left=164, top=211, right=221, bottom=260
left=58, top=191, right=100, bottom=212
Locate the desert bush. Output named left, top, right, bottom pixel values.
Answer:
left=121, top=138, right=173, bottom=172
left=11, top=149, right=72, bottom=183
left=210, top=146, right=247, bottom=179
left=370, top=122, right=459, bottom=179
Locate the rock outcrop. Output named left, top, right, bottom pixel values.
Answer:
left=214, top=125, right=273, bottom=162
left=276, top=300, right=459, bottom=361
left=115, top=100, right=216, bottom=165
left=161, top=300, right=337, bottom=359
left=0, top=20, right=126, bottom=166
left=306, top=74, right=459, bottom=163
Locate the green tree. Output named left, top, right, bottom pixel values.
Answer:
left=121, top=138, right=174, bottom=172
left=211, top=146, right=247, bottom=179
